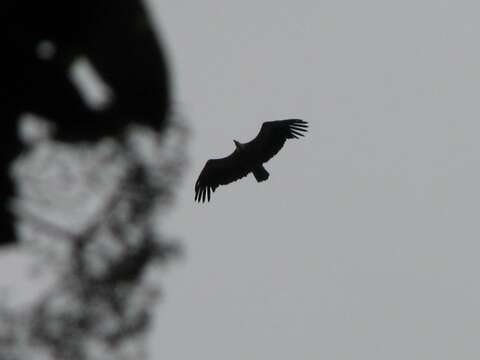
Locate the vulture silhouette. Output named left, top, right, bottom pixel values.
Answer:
left=195, top=119, right=308, bottom=202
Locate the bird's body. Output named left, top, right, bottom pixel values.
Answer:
left=195, top=119, right=308, bottom=202
left=233, top=139, right=270, bottom=182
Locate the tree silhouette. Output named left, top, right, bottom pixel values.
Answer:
left=2, top=0, right=172, bottom=245
left=1, top=0, right=184, bottom=358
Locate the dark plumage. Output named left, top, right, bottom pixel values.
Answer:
left=195, top=119, right=308, bottom=202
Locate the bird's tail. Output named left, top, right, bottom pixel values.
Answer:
left=252, top=165, right=269, bottom=182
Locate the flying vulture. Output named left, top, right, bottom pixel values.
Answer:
left=195, top=119, right=308, bottom=202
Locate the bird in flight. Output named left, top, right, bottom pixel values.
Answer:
left=195, top=119, right=308, bottom=202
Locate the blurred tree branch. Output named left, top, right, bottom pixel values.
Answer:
left=2, top=0, right=172, bottom=245
left=0, top=0, right=185, bottom=359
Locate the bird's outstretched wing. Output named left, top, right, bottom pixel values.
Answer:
left=195, top=151, right=250, bottom=202
left=244, top=119, right=308, bottom=163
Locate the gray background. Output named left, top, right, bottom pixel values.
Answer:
left=148, top=0, right=480, bottom=359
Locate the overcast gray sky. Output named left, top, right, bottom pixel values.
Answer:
left=148, top=1, right=480, bottom=359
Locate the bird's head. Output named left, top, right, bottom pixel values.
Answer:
left=233, top=140, right=242, bottom=150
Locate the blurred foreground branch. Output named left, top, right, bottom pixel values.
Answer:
left=0, top=121, right=187, bottom=360
left=1, top=1, right=183, bottom=357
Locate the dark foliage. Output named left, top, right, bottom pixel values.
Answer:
left=1, top=0, right=171, bottom=245
left=0, top=0, right=186, bottom=359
